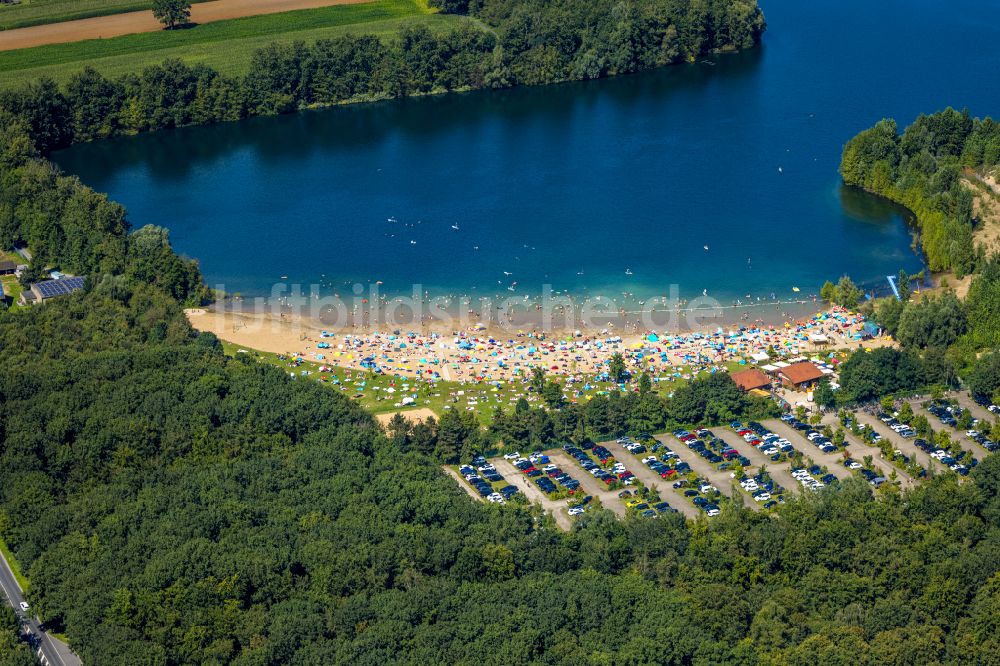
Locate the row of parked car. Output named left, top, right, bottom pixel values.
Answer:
left=732, top=420, right=802, bottom=459
left=737, top=472, right=785, bottom=506
left=973, top=393, right=1000, bottom=414
left=674, top=428, right=751, bottom=467
left=791, top=466, right=837, bottom=491
left=510, top=457, right=582, bottom=495
left=878, top=412, right=917, bottom=438
left=459, top=460, right=519, bottom=503
left=929, top=401, right=998, bottom=452
left=672, top=477, right=721, bottom=516
left=776, top=415, right=841, bottom=453
left=840, top=458, right=888, bottom=486
left=911, top=438, right=973, bottom=475
left=565, top=443, right=636, bottom=485
left=623, top=495, right=676, bottom=518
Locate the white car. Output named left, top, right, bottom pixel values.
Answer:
left=700, top=484, right=716, bottom=494
left=19, top=602, right=28, bottom=612
left=847, top=461, right=862, bottom=470
left=706, top=508, right=721, bottom=517
left=568, top=506, right=585, bottom=516
left=503, top=452, right=521, bottom=460
left=753, top=492, right=771, bottom=502
left=967, top=430, right=980, bottom=438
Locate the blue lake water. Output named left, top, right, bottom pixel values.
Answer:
left=52, top=0, right=1000, bottom=302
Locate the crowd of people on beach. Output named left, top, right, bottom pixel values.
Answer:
left=284, top=307, right=877, bottom=391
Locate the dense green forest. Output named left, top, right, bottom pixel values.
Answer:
left=7, top=14, right=1000, bottom=664
left=6, top=291, right=1000, bottom=663
left=840, top=108, right=1000, bottom=276
left=0, top=0, right=765, bottom=152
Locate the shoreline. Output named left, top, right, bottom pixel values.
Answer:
left=187, top=301, right=889, bottom=384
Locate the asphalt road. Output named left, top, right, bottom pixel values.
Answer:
left=0, top=550, right=80, bottom=666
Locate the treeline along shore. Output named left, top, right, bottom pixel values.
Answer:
left=0, top=0, right=765, bottom=152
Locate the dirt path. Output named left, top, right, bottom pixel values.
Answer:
left=374, top=407, right=436, bottom=426
left=712, top=429, right=801, bottom=496
left=491, top=458, right=571, bottom=531
left=547, top=452, right=626, bottom=518
left=443, top=466, right=485, bottom=503
left=0, top=0, right=371, bottom=52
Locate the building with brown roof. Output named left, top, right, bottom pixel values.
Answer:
left=730, top=368, right=771, bottom=392
left=777, top=361, right=825, bottom=390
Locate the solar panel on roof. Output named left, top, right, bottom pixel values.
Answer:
left=35, top=281, right=64, bottom=298
left=32, top=277, right=85, bottom=300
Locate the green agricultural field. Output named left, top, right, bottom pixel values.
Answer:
left=0, top=0, right=210, bottom=31
left=0, top=0, right=467, bottom=88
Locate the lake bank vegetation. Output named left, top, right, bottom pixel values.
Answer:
left=0, top=0, right=765, bottom=151
left=840, top=108, right=1000, bottom=277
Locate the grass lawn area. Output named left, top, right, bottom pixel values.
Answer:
left=222, top=340, right=516, bottom=425
left=0, top=0, right=467, bottom=88
left=0, top=535, right=28, bottom=592
left=220, top=339, right=714, bottom=426
left=0, top=0, right=211, bottom=31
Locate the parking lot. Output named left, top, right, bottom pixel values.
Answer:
left=820, top=414, right=916, bottom=489
left=547, top=451, right=627, bottom=517
left=491, top=458, right=572, bottom=530
left=660, top=434, right=762, bottom=510
left=711, top=429, right=802, bottom=496
left=597, top=441, right=700, bottom=518
left=762, top=419, right=852, bottom=481
left=909, top=401, right=993, bottom=460
left=851, top=411, right=940, bottom=472
left=444, top=390, right=998, bottom=524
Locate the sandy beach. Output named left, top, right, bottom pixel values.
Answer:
left=187, top=301, right=890, bottom=385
